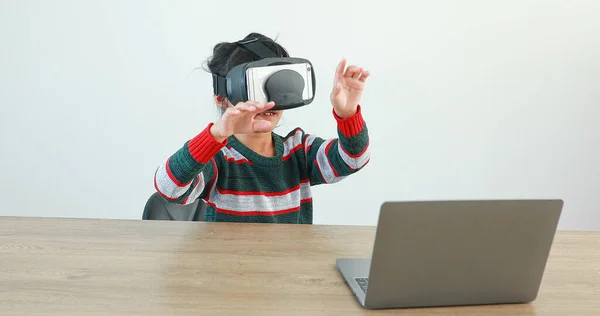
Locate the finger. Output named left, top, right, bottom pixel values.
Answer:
left=344, top=65, right=359, bottom=78
left=252, top=120, right=272, bottom=132
left=255, top=102, right=272, bottom=111
left=251, top=103, right=265, bottom=112
left=252, top=101, right=275, bottom=112
left=264, top=101, right=276, bottom=110
left=222, top=107, right=241, bottom=120
left=335, top=58, right=346, bottom=80
left=240, top=102, right=259, bottom=112
left=248, top=101, right=270, bottom=112
left=226, top=104, right=242, bottom=113
left=246, top=100, right=261, bottom=107
left=236, top=100, right=259, bottom=108
left=351, top=67, right=363, bottom=79
left=235, top=103, right=251, bottom=112
left=358, top=69, right=371, bottom=82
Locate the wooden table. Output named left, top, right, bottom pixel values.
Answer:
left=1, top=217, right=599, bottom=315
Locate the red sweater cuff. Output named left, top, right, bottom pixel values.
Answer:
left=187, top=123, right=227, bottom=163
left=333, top=105, right=365, bottom=137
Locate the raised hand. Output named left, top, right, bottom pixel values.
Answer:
left=330, top=59, right=370, bottom=118
left=210, top=101, right=276, bottom=142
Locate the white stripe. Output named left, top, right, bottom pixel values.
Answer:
left=315, top=139, right=345, bottom=184
left=304, top=135, right=317, bottom=150
left=184, top=173, right=206, bottom=205
left=221, top=147, right=248, bottom=162
left=304, top=134, right=317, bottom=161
left=338, top=142, right=371, bottom=170
left=210, top=182, right=311, bottom=213
left=283, top=129, right=304, bottom=157
left=154, top=162, right=192, bottom=199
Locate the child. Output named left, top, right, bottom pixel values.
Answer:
left=153, top=33, right=371, bottom=224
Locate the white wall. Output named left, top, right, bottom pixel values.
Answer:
left=1, top=0, right=599, bottom=230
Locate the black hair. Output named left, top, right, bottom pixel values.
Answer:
left=205, top=33, right=289, bottom=113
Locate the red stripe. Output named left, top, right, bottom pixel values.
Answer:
left=216, top=179, right=309, bottom=196
left=303, top=136, right=315, bottom=151
left=153, top=174, right=178, bottom=201
left=282, top=129, right=304, bottom=160
left=340, top=141, right=370, bottom=158
left=224, top=156, right=252, bottom=165
left=300, top=198, right=313, bottom=204
left=217, top=183, right=302, bottom=196
left=222, top=147, right=253, bottom=165
left=334, top=105, right=364, bottom=137
left=165, top=158, right=190, bottom=187
left=348, top=157, right=370, bottom=171
left=363, top=158, right=371, bottom=166
left=205, top=201, right=301, bottom=217
left=282, top=143, right=303, bottom=161
left=302, top=135, right=310, bottom=152
left=324, top=141, right=339, bottom=177
left=284, top=128, right=303, bottom=141
left=188, top=123, right=227, bottom=163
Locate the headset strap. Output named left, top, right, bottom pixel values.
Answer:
left=212, top=73, right=227, bottom=96
left=212, top=37, right=276, bottom=96
left=236, top=37, right=277, bottom=59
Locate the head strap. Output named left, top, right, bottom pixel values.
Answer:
left=212, top=37, right=277, bottom=97
left=236, top=37, right=277, bottom=59
left=212, top=73, right=227, bottom=96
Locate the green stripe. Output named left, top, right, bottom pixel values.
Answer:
left=168, top=140, right=208, bottom=184
left=338, top=124, right=369, bottom=155
left=215, top=154, right=306, bottom=193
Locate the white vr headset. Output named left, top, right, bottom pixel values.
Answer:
left=212, top=37, right=316, bottom=111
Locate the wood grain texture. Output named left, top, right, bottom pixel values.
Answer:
left=1, top=217, right=599, bottom=315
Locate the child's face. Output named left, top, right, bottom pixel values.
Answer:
left=217, top=97, right=283, bottom=132
left=253, top=109, right=283, bottom=131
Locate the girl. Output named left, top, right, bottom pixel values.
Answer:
left=153, top=33, right=371, bottom=224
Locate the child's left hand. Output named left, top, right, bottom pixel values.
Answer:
left=330, top=59, right=370, bottom=118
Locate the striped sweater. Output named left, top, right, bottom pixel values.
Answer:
left=153, top=106, right=370, bottom=224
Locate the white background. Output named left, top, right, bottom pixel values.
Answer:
left=1, top=0, right=598, bottom=230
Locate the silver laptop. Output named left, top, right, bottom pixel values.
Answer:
left=337, top=199, right=563, bottom=309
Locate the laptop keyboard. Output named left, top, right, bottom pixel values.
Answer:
left=354, top=277, right=368, bottom=294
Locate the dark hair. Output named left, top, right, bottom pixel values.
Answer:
left=205, top=33, right=289, bottom=112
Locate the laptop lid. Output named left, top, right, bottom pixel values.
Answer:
left=363, top=199, right=563, bottom=309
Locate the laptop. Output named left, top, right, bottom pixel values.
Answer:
left=337, top=199, right=563, bottom=309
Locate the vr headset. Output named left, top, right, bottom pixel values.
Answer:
left=212, top=37, right=316, bottom=111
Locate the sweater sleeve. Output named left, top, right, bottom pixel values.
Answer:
left=304, top=105, right=371, bottom=185
left=153, top=123, right=225, bottom=205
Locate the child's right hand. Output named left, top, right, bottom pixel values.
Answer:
left=210, top=101, right=276, bottom=142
